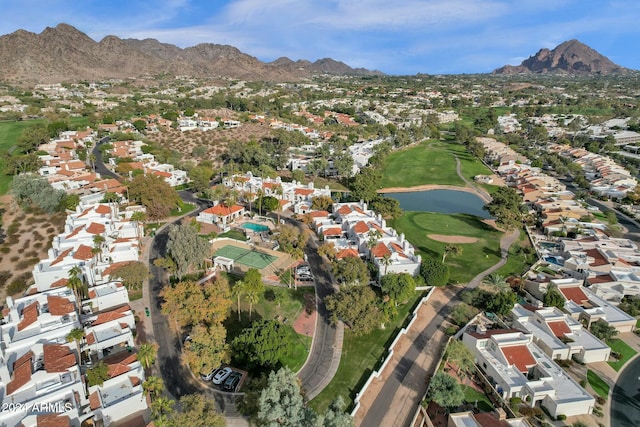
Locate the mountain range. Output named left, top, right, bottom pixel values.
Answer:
left=0, top=23, right=383, bottom=85
left=0, top=24, right=631, bottom=84
left=493, top=39, right=628, bottom=75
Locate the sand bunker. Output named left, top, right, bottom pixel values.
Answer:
left=428, top=234, right=479, bottom=243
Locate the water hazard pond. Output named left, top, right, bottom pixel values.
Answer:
left=384, top=189, right=491, bottom=218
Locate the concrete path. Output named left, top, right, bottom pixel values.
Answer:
left=354, top=286, right=459, bottom=427
left=353, top=223, right=521, bottom=427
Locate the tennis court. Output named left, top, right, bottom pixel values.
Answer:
left=214, top=244, right=279, bottom=269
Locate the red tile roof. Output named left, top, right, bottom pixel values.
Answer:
left=43, top=344, right=76, bottom=372
left=558, top=286, right=588, bottom=305
left=47, top=295, right=75, bottom=316
left=352, top=221, right=369, bottom=234
left=294, top=188, right=314, bottom=196
left=86, top=222, right=106, bottom=235
left=18, top=301, right=39, bottom=331
left=101, top=261, right=133, bottom=277
left=96, top=204, right=112, bottom=215
left=92, top=308, right=127, bottom=326
left=337, top=205, right=352, bottom=215
left=14, top=351, right=34, bottom=370
left=36, top=414, right=71, bottom=427
left=50, top=278, right=68, bottom=289
left=308, top=210, right=330, bottom=218
left=7, top=359, right=32, bottom=395
left=336, top=248, right=359, bottom=259
left=585, top=248, right=609, bottom=267
left=322, top=228, right=342, bottom=237
left=203, top=204, right=244, bottom=216
left=501, top=345, right=536, bottom=373
left=547, top=320, right=571, bottom=338
left=73, top=244, right=94, bottom=261
left=107, top=361, right=131, bottom=378
left=89, top=391, right=101, bottom=410
left=588, top=274, right=614, bottom=284
left=86, top=332, right=96, bottom=345
left=370, top=242, right=391, bottom=258
left=66, top=225, right=84, bottom=239
left=50, top=247, right=73, bottom=266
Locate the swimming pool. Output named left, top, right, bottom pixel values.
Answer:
left=242, top=222, right=269, bottom=232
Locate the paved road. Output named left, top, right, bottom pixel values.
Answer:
left=587, top=197, right=640, bottom=240
left=611, top=349, right=640, bottom=426
left=92, top=137, right=119, bottom=179
left=295, top=225, right=343, bottom=399
left=146, top=204, right=244, bottom=417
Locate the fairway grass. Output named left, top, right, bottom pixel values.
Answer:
left=0, top=117, right=89, bottom=195
left=391, top=212, right=503, bottom=283
left=380, top=140, right=494, bottom=190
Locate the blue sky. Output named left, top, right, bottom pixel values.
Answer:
left=1, top=0, right=639, bottom=75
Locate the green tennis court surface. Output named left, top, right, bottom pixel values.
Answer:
left=214, top=244, right=278, bottom=269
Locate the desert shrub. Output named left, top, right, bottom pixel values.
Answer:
left=17, top=258, right=40, bottom=269
left=25, top=250, right=38, bottom=258
left=46, top=227, right=55, bottom=234
left=10, top=256, right=19, bottom=262
left=33, top=242, right=43, bottom=249
left=0, top=271, right=12, bottom=284
left=7, top=279, right=29, bottom=295
left=595, top=395, right=606, bottom=405
left=519, top=406, right=543, bottom=418
left=0, top=246, right=10, bottom=253
left=17, top=248, right=25, bottom=254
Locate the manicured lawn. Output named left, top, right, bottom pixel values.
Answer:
left=218, top=229, right=247, bottom=241
left=379, top=140, right=494, bottom=189
left=380, top=140, right=463, bottom=188
left=463, top=385, right=493, bottom=412
left=608, top=338, right=637, bottom=371
left=169, top=200, right=195, bottom=216
left=587, top=369, right=610, bottom=398
left=636, top=318, right=640, bottom=329
left=225, top=286, right=313, bottom=371
left=495, top=229, right=534, bottom=277
left=310, top=293, right=420, bottom=413
left=391, top=212, right=503, bottom=283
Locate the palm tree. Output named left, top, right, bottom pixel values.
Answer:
left=442, top=244, right=462, bottom=263
left=137, top=343, right=157, bottom=374
left=380, top=253, right=392, bottom=276
left=92, top=234, right=105, bottom=263
left=143, top=375, right=164, bottom=400
left=67, top=265, right=84, bottom=303
left=151, top=396, right=174, bottom=419
left=366, top=230, right=382, bottom=260
left=66, top=328, right=85, bottom=366
left=130, top=211, right=146, bottom=248
left=245, top=288, right=260, bottom=320
left=274, top=185, right=284, bottom=223
left=256, top=189, right=265, bottom=216
left=482, top=273, right=509, bottom=292
left=231, top=280, right=246, bottom=321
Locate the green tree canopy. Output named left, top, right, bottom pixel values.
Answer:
left=428, top=372, right=465, bottom=408
left=331, top=256, right=370, bottom=286
left=127, top=174, right=180, bottom=220
left=256, top=367, right=317, bottom=427
left=168, top=394, right=225, bottom=427
left=483, top=187, right=523, bottom=230
left=325, top=286, right=382, bottom=335
left=380, top=273, right=415, bottom=306
left=233, top=319, right=290, bottom=368
left=10, top=174, right=65, bottom=214
left=590, top=319, right=618, bottom=341
left=166, top=223, right=211, bottom=279
left=543, top=287, right=565, bottom=309
left=86, top=361, right=110, bottom=387
left=188, top=165, right=214, bottom=193
left=110, top=261, right=148, bottom=290
left=420, top=258, right=450, bottom=287
left=350, top=167, right=382, bottom=202
left=183, top=323, right=229, bottom=373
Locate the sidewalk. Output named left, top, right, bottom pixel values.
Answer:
left=354, top=286, right=458, bottom=427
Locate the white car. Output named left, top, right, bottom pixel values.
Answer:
left=212, top=367, right=233, bottom=385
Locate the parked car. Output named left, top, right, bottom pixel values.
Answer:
left=200, top=368, right=220, bottom=381
left=223, top=372, right=242, bottom=391
left=212, top=367, right=232, bottom=385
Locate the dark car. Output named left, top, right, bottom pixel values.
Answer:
left=223, top=372, right=241, bottom=391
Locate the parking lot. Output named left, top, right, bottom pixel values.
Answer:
left=199, top=366, right=247, bottom=393
left=295, top=263, right=315, bottom=284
